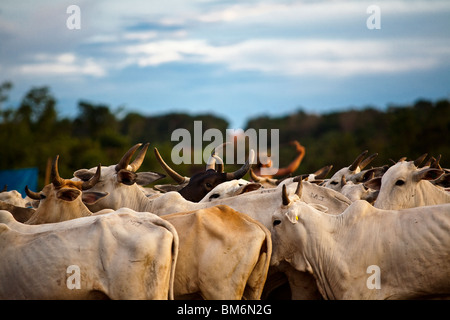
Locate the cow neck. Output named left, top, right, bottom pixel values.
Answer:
left=298, top=208, right=345, bottom=300
left=26, top=197, right=92, bottom=225
left=414, top=180, right=450, bottom=207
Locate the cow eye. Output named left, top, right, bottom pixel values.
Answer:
left=395, top=179, right=405, bottom=186
left=273, top=219, right=281, bottom=227
left=209, top=194, right=220, bottom=200
left=205, top=182, right=213, bottom=189
left=330, top=181, right=338, bottom=185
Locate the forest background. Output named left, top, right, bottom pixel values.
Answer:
left=1, top=81, right=449, bottom=189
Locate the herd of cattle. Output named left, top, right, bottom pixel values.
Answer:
left=0, top=142, right=449, bottom=300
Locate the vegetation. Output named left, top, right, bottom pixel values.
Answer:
left=1, top=81, right=449, bottom=189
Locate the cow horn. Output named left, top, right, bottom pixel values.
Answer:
left=81, top=164, right=101, bottom=190
left=313, top=165, right=333, bottom=179
left=154, top=147, right=188, bottom=184
left=359, top=153, right=378, bottom=170
left=226, top=149, right=254, bottom=180
left=349, top=150, right=368, bottom=171
left=213, top=155, right=224, bottom=173
left=209, top=143, right=228, bottom=172
left=205, top=153, right=217, bottom=171
left=115, top=143, right=142, bottom=172
left=295, top=178, right=303, bottom=198
left=250, top=168, right=261, bottom=182
left=341, top=175, right=347, bottom=188
left=25, top=185, right=41, bottom=200
left=414, top=153, right=428, bottom=167
left=282, top=184, right=290, bottom=206
left=430, top=154, right=442, bottom=169
left=129, top=142, right=149, bottom=172
left=51, top=155, right=65, bottom=188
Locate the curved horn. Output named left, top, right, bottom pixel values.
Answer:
left=313, top=165, right=333, bottom=179
left=282, top=184, right=290, bottom=206
left=81, top=164, right=101, bottom=190
left=51, top=155, right=65, bottom=188
left=154, top=147, right=188, bottom=184
left=25, top=185, right=41, bottom=200
left=129, top=142, right=149, bottom=172
left=115, top=143, right=142, bottom=172
left=226, top=149, right=254, bottom=180
left=349, top=150, right=368, bottom=171
left=213, top=155, right=224, bottom=173
left=359, top=153, right=378, bottom=170
left=205, top=153, right=217, bottom=171
left=250, top=168, right=261, bottom=182
left=210, top=143, right=228, bottom=172
left=430, top=154, right=442, bottom=169
left=414, top=153, right=428, bottom=167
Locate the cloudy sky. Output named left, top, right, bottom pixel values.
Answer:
left=1, top=0, right=449, bottom=128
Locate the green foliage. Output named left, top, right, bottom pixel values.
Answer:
left=1, top=81, right=449, bottom=189
left=246, top=101, right=450, bottom=176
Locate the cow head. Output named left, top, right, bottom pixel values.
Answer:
left=366, top=154, right=445, bottom=210
left=154, top=148, right=255, bottom=202
left=73, top=143, right=165, bottom=211
left=270, top=181, right=329, bottom=271
left=24, top=155, right=107, bottom=224
left=323, top=150, right=378, bottom=191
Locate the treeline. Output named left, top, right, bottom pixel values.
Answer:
left=1, top=82, right=449, bottom=189
left=247, top=99, right=450, bottom=174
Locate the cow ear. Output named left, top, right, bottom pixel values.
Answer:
left=82, top=191, right=109, bottom=205
left=364, top=177, right=382, bottom=191
left=362, top=190, right=379, bottom=204
left=154, top=184, right=185, bottom=193
left=414, top=168, right=444, bottom=182
left=57, top=188, right=81, bottom=202
left=285, top=210, right=299, bottom=224
left=73, top=169, right=94, bottom=181
left=135, top=172, right=166, bottom=186
left=117, top=169, right=138, bottom=185
left=237, top=183, right=262, bottom=194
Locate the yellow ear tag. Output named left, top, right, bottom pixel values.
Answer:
left=296, top=216, right=298, bottom=221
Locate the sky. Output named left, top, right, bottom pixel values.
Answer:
left=0, top=0, right=449, bottom=129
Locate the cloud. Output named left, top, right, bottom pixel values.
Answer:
left=155, top=0, right=450, bottom=26
left=122, top=38, right=449, bottom=77
left=114, top=0, right=450, bottom=77
left=16, top=53, right=106, bottom=77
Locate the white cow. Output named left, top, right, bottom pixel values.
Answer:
left=149, top=181, right=351, bottom=227
left=0, top=190, right=28, bottom=207
left=0, top=208, right=179, bottom=300
left=80, top=169, right=349, bottom=300
left=366, top=160, right=449, bottom=210
left=323, top=150, right=377, bottom=191
left=162, top=205, right=271, bottom=299
left=340, top=180, right=379, bottom=204
left=270, top=198, right=450, bottom=299
left=199, top=179, right=262, bottom=202
left=23, top=156, right=112, bottom=224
